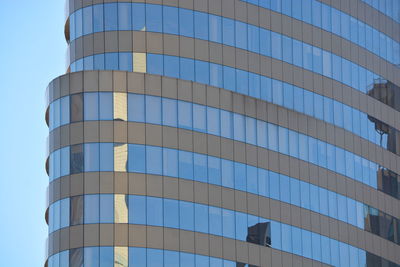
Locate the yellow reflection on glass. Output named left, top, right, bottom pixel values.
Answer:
left=113, top=92, right=127, bottom=121
left=114, top=194, right=128, bottom=223
left=114, top=144, right=128, bottom=172
left=114, top=246, right=128, bottom=267
left=132, top=53, right=146, bottom=73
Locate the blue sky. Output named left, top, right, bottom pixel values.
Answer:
left=0, top=1, right=66, bottom=265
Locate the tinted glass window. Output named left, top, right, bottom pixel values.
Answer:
left=104, top=3, right=117, bottom=31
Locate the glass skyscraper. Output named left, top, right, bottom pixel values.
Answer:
left=46, top=0, right=400, bottom=266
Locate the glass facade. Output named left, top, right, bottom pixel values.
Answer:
left=240, top=0, right=399, bottom=64
left=69, top=3, right=400, bottom=66
left=48, top=142, right=400, bottom=244
left=68, top=54, right=400, bottom=158
left=48, top=247, right=400, bottom=267
left=48, top=92, right=400, bottom=200
left=48, top=194, right=399, bottom=266
left=46, top=1, right=400, bottom=266
left=361, top=0, right=400, bottom=23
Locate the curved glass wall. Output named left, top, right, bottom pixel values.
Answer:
left=69, top=2, right=400, bottom=66
left=361, top=0, right=400, bottom=23
left=68, top=53, right=400, bottom=158
left=47, top=143, right=400, bottom=245
left=48, top=91, right=400, bottom=200
left=47, top=246, right=400, bottom=267
left=47, top=247, right=241, bottom=267
left=239, top=0, right=400, bottom=65
left=47, top=194, right=399, bottom=267
left=68, top=2, right=400, bottom=111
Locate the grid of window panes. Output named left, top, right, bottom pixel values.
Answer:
left=361, top=0, right=400, bottom=23
left=69, top=2, right=400, bottom=66
left=68, top=54, right=400, bottom=158
left=240, top=0, right=400, bottom=64
left=47, top=246, right=400, bottom=267
left=68, top=3, right=399, bottom=101
left=47, top=92, right=400, bottom=198
left=46, top=247, right=253, bottom=267
left=48, top=143, right=400, bottom=245
left=47, top=194, right=400, bottom=267
left=48, top=157, right=400, bottom=242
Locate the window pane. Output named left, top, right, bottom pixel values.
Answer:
left=195, top=204, right=209, bottom=233
left=209, top=206, right=222, bottom=236
left=164, top=55, right=179, bottom=78
left=100, top=194, right=114, bottom=223
left=147, top=197, right=163, bottom=226
left=194, top=11, right=208, bottom=40
left=163, top=6, right=178, bottom=35
left=119, top=53, right=132, bottom=71
left=84, top=143, right=99, bottom=172
left=145, top=96, right=161, bottom=124
left=234, top=162, right=246, bottom=191
left=129, top=195, right=146, bottom=224
left=221, top=159, right=234, bottom=188
left=148, top=249, right=163, bottom=267
left=146, top=4, right=162, bottom=32
left=180, top=58, right=195, bottom=81
left=104, top=3, right=117, bottom=31
left=271, top=32, right=282, bottom=60
left=235, top=21, right=247, bottom=50
left=70, top=93, right=83, bottom=123
left=233, top=114, right=245, bottom=142
left=163, top=148, right=178, bottom=178
left=70, top=144, right=84, bottom=174
left=93, top=5, right=104, bottom=33
left=193, top=153, right=207, bottom=183
left=118, top=3, right=132, bottom=30
left=164, top=198, right=179, bottom=228
left=96, top=92, right=112, bottom=120
left=99, top=247, right=114, bottom=267
left=132, top=3, right=145, bottom=31
left=105, top=53, right=118, bottom=70
left=128, top=144, right=145, bottom=173
left=82, top=6, right=93, bottom=36
left=70, top=195, right=83, bottom=226
left=180, top=201, right=194, bottom=231
left=84, top=247, right=99, bottom=267
left=179, top=9, right=194, bottom=37
left=179, top=150, right=193, bottom=180
left=209, top=14, right=222, bottom=43
left=70, top=248, right=84, bottom=267
left=129, top=247, right=146, bottom=266
left=178, top=101, right=193, bottom=129
left=208, top=156, right=221, bottom=185
left=146, top=146, right=162, bottom=175
left=222, top=18, right=235, bottom=46
left=147, top=54, right=164, bottom=75
left=84, top=194, right=99, bottom=224
left=195, top=60, right=209, bottom=84
left=193, top=104, right=206, bottom=132
left=128, top=94, right=144, bottom=122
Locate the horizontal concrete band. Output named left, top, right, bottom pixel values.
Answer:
left=47, top=224, right=332, bottom=267
left=46, top=72, right=400, bottom=174
left=46, top=172, right=400, bottom=258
